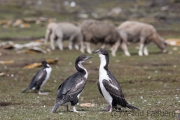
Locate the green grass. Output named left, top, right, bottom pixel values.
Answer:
left=0, top=42, right=180, bottom=119
left=0, top=24, right=46, bottom=39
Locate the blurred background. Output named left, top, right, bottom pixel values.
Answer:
left=0, top=0, right=180, bottom=40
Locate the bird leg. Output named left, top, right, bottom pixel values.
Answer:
left=66, top=105, right=72, bottom=112
left=38, top=91, right=49, bottom=95
left=106, top=105, right=112, bottom=112
left=73, top=106, right=79, bottom=113
left=72, top=106, right=86, bottom=113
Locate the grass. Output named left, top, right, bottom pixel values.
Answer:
left=0, top=41, right=180, bottom=120
left=0, top=25, right=46, bottom=39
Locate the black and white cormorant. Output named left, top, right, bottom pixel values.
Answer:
left=93, top=48, right=139, bottom=112
left=21, top=61, right=52, bottom=95
left=51, top=55, right=92, bottom=113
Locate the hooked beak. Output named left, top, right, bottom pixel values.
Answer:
left=93, top=49, right=100, bottom=54
left=85, top=56, right=93, bottom=61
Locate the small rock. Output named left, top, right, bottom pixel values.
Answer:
left=80, top=103, right=95, bottom=107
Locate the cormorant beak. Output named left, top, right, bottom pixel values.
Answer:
left=85, top=56, right=93, bottom=61
left=93, top=49, right=100, bottom=54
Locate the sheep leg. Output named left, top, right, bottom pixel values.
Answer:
left=143, top=45, right=149, bottom=56
left=121, top=42, right=130, bottom=56
left=79, top=40, right=85, bottom=53
left=139, top=37, right=145, bottom=56
left=77, top=34, right=84, bottom=53
left=68, top=42, right=73, bottom=50
left=74, top=35, right=80, bottom=50
left=68, top=36, right=74, bottom=50
left=86, top=42, right=92, bottom=54
left=120, top=32, right=130, bottom=56
left=73, top=39, right=80, bottom=50
left=57, top=37, right=63, bottom=50
left=44, top=29, right=51, bottom=45
left=74, top=44, right=79, bottom=50
left=138, top=44, right=144, bottom=56
left=111, top=40, right=120, bottom=57
left=50, top=32, right=56, bottom=50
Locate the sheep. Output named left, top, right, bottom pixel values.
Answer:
left=117, top=21, right=167, bottom=56
left=45, top=22, right=84, bottom=53
left=81, top=19, right=121, bottom=56
left=44, top=22, right=57, bottom=45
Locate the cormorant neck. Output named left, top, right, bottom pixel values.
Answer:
left=99, top=54, right=109, bottom=70
left=75, top=61, right=87, bottom=74
left=45, top=64, right=51, bottom=68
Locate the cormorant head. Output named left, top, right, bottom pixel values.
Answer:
left=75, top=55, right=92, bottom=72
left=93, top=48, right=109, bottom=56
left=42, top=61, right=50, bottom=68
left=93, top=48, right=109, bottom=70
left=76, top=55, right=92, bottom=63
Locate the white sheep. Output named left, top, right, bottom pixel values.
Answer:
left=117, top=21, right=167, bottom=56
left=45, top=22, right=84, bottom=53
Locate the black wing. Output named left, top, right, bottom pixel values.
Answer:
left=107, top=71, right=122, bottom=90
left=102, top=79, right=127, bottom=107
left=57, top=73, right=86, bottom=103
left=57, top=73, right=78, bottom=94
left=97, top=81, right=104, bottom=97
left=29, top=68, right=47, bottom=90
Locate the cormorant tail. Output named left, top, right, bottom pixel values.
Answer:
left=51, top=103, right=60, bottom=113
left=21, top=87, right=30, bottom=93
left=126, top=103, right=140, bottom=110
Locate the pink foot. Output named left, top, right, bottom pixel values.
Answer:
left=106, top=105, right=112, bottom=112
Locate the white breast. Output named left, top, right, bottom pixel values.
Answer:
left=41, top=66, right=52, bottom=87
left=78, top=62, right=88, bottom=79
left=98, top=54, right=113, bottom=105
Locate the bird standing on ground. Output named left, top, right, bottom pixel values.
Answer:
left=51, top=55, right=92, bottom=113
left=93, top=48, right=139, bottom=112
left=21, top=61, right=52, bottom=95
